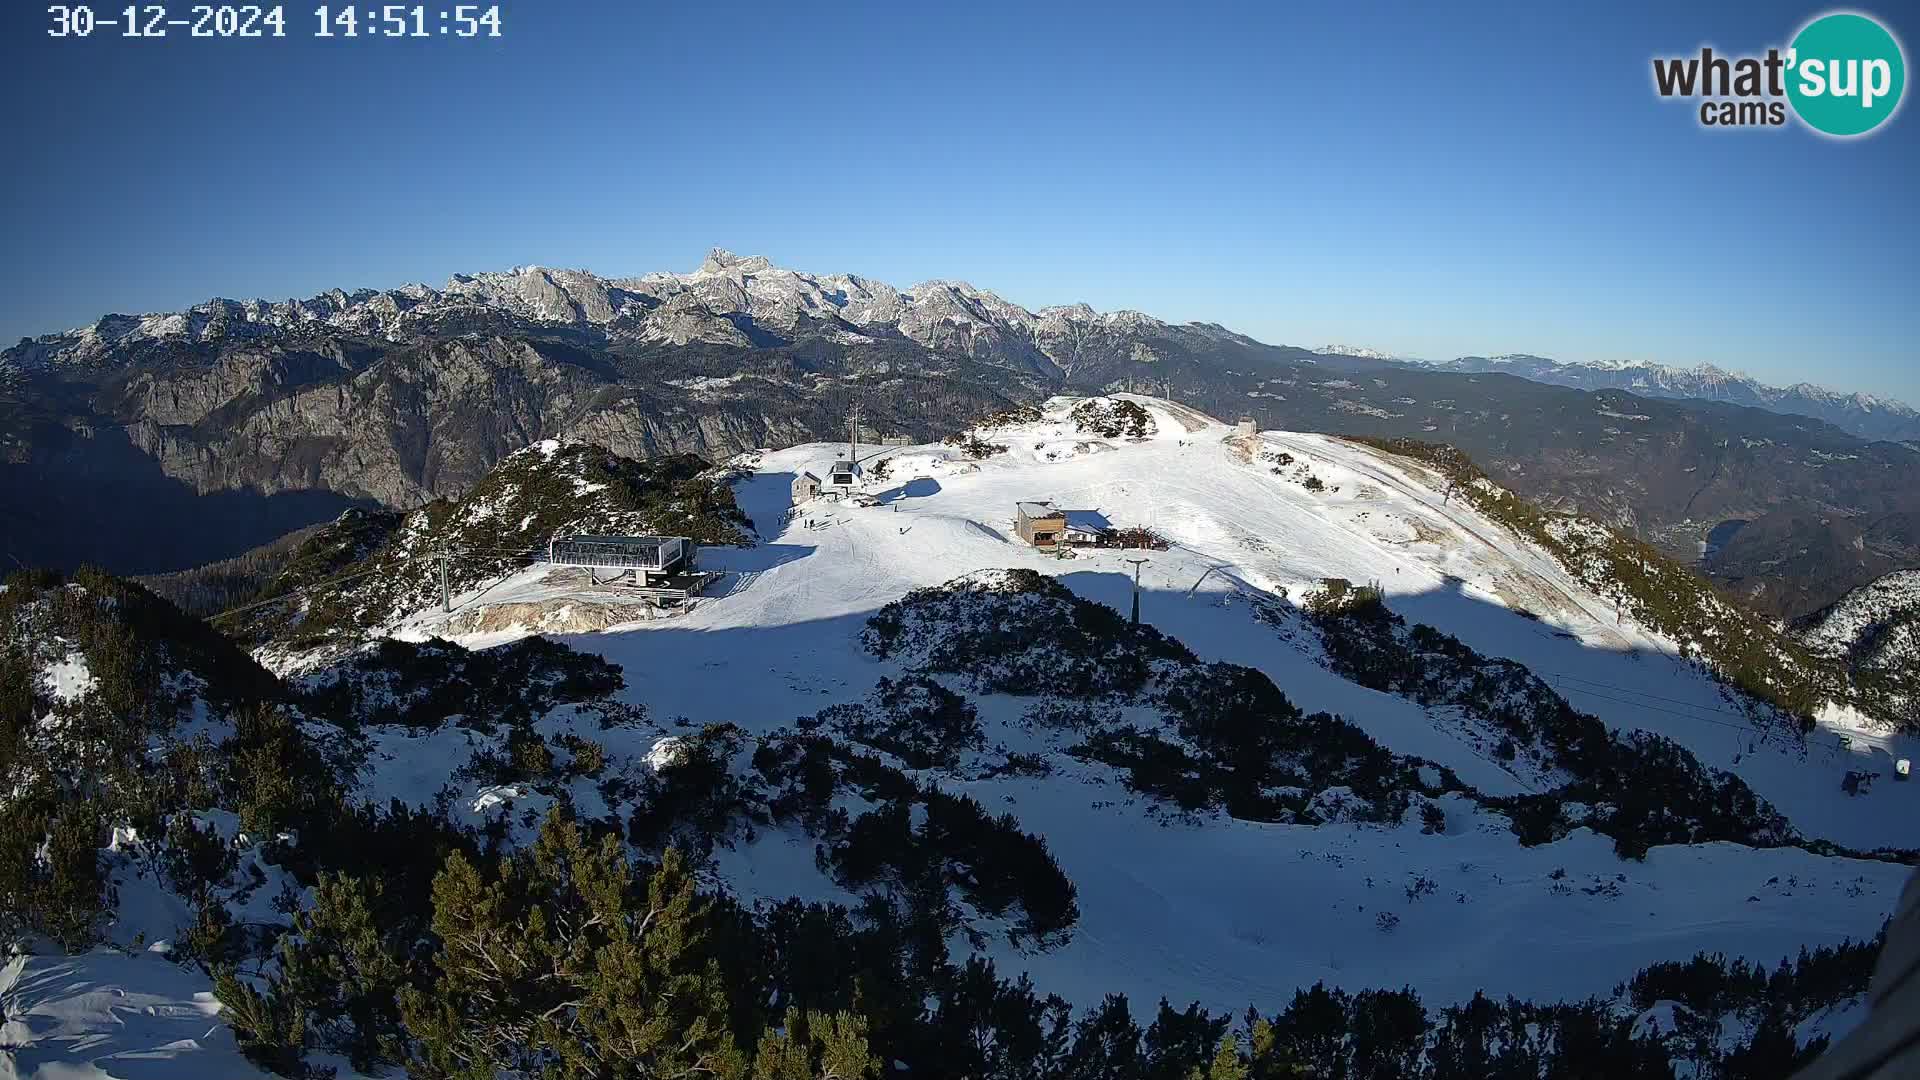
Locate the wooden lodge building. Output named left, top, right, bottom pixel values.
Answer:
left=1015, top=502, right=1067, bottom=546
left=1015, top=501, right=1112, bottom=548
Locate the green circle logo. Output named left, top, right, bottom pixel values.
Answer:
left=1787, top=12, right=1906, bottom=136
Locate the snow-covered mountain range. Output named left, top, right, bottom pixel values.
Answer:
left=1429, top=355, right=1920, bottom=443
left=1314, top=343, right=1401, bottom=361
left=4, top=249, right=1251, bottom=376
left=13, top=251, right=1909, bottom=445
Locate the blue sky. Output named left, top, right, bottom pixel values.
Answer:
left=3, top=1, right=1915, bottom=402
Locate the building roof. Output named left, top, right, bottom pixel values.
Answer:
left=1017, top=501, right=1062, bottom=518
left=560, top=534, right=684, bottom=547
left=796, top=470, right=820, bottom=482
left=1063, top=510, right=1112, bottom=534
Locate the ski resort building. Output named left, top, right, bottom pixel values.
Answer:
left=792, top=470, right=821, bottom=504
left=1017, top=501, right=1113, bottom=547
left=548, top=535, right=691, bottom=579
left=1015, top=501, right=1068, bottom=546
left=828, top=459, right=858, bottom=490
left=546, top=534, right=718, bottom=601
left=1013, top=499, right=1075, bottom=541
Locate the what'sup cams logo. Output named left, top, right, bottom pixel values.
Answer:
left=1653, top=10, right=1906, bottom=136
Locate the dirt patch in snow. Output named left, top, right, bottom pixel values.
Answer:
left=446, top=598, right=667, bottom=636
left=1400, top=516, right=1452, bottom=546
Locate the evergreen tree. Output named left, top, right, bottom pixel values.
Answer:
left=1243, top=1014, right=1310, bottom=1079
left=1191, top=1033, right=1248, bottom=1080
left=751, top=1009, right=880, bottom=1079
left=1145, top=1000, right=1228, bottom=1080
left=273, top=874, right=411, bottom=1071
left=1062, top=995, right=1145, bottom=1080
left=398, top=810, right=751, bottom=1078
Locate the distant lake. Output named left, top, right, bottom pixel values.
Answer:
left=1702, top=519, right=1749, bottom=561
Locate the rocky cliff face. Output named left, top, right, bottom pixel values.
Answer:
left=3, top=320, right=1037, bottom=574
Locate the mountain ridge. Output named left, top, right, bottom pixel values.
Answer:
left=1426, top=355, right=1920, bottom=443
left=13, top=255, right=1910, bottom=444
left=3, top=248, right=1259, bottom=376
left=1793, top=568, right=1920, bottom=729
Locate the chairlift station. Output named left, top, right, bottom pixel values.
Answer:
left=545, top=534, right=717, bottom=601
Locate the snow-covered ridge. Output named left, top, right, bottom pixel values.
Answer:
left=1797, top=569, right=1920, bottom=658
left=1428, top=355, right=1920, bottom=441
left=1315, top=343, right=1399, bottom=360
left=5, top=248, right=1258, bottom=368
left=231, top=439, right=755, bottom=673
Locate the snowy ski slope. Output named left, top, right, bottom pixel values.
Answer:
left=416, top=395, right=1918, bottom=847
left=17, top=396, right=1911, bottom=1078
left=375, top=395, right=1917, bottom=1012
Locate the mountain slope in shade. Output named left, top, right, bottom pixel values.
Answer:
left=1797, top=569, right=1920, bottom=659
left=1428, top=355, right=1920, bottom=443
left=1701, top=509, right=1920, bottom=624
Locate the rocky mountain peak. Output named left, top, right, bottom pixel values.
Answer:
left=695, top=248, right=772, bottom=277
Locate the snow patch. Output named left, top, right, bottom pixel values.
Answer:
left=42, top=652, right=96, bottom=702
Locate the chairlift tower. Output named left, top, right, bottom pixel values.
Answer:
left=1125, top=557, right=1150, bottom=625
